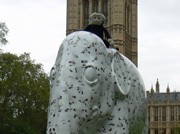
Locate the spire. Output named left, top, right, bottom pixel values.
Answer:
left=156, top=79, right=160, bottom=93
left=150, top=85, right=154, bottom=100
left=167, top=84, right=170, bottom=93
left=151, top=85, right=154, bottom=93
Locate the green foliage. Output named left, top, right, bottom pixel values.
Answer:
left=171, top=126, right=180, bottom=134
left=0, top=52, right=49, bottom=134
left=0, top=22, right=9, bottom=45
left=0, top=118, right=36, bottom=134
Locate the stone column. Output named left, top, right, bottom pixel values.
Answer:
left=66, top=0, right=79, bottom=34
left=150, top=128, right=154, bottom=134
left=108, top=0, right=111, bottom=26
left=166, top=102, right=170, bottom=122
left=99, top=0, right=102, bottom=13
left=150, top=106, right=154, bottom=122
left=80, top=0, right=84, bottom=29
left=166, top=105, right=171, bottom=134
left=166, top=128, right=171, bottom=134
left=150, top=106, right=154, bottom=134
left=89, top=0, right=93, bottom=15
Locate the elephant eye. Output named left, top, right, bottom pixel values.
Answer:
left=50, top=65, right=56, bottom=87
left=84, top=66, right=98, bottom=85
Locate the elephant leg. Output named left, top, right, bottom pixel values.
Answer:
left=141, top=118, right=148, bottom=134
left=103, top=101, right=129, bottom=134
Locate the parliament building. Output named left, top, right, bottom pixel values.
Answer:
left=66, top=1, right=179, bottom=134
left=147, top=80, right=180, bottom=134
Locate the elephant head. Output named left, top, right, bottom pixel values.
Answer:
left=47, top=31, right=147, bottom=134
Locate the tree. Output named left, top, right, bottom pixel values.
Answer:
left=171, top=126, right=180, bottom=134
left=0, top=22, right=9, bottom=45
left=0, top=52, right=49, bottom=134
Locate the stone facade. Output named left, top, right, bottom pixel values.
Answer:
left=66, top=1, right=180, bottom=134
left=66, top=0, right=138, bottom=66
left=147, top=79, right=180, bottom=134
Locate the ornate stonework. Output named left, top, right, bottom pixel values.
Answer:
left=147, top=79, right=180, bottom=134
left=66, top=0, right=138, bottom=66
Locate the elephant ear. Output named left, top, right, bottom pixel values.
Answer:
left=111, top=50, right=131, bottom=96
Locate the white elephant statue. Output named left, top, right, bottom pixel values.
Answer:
left=46, top=31, right=148, bottom=134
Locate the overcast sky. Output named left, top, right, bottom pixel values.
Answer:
left=0, top=0, right=180, bottom=92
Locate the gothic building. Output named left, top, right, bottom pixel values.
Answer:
left=147, top=79, right=180, bottom=134
left=66, top=1, right=180, bottom=134
left=66, top=0, right=138, bottom=66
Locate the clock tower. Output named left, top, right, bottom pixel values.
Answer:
left=66, top=0, right=138, bottom=66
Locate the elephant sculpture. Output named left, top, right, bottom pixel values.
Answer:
left=46, top=31, right=148, bottom=134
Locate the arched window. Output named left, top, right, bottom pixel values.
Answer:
left=154, top=107, right=158, bottom=122
left=103, top=0, right=108, bottom=24
left=125, top=3, right=130, bottom=32
left=125, top=2, right=127, bottom=29
left=148, top=108, right=150, bottom=122
left=127, top=5, right=130, bottom=32
left=162, top=107, right=166, bottom=121
left=171, top=107, right=174, bottom=121
left=84, top=0, right=89, bottom=26
left=179, top=107, right=180, bottom=121
left=155, top=129, right=158, bottom=134
left=93, top=0, right=99, bottom=12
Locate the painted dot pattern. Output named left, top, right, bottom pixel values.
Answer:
left=46, top=31, right=148, bottom=134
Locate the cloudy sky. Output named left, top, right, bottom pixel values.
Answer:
left=0, top=0, right=180, bottom=92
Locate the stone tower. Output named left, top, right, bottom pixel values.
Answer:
left=66, top=0, right=138, bottom=66
left=156, top=79, right=160, bottom=93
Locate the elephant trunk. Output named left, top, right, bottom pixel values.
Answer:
left=47, top=87, right=86, bottom=134
left=56, top=113, right=80, bottom=134
left=47, top=105, right=83, bottom=133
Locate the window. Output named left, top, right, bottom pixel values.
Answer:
left=148, top=107, right=150, bottom=122
left=84, top=0, right=89, bottom=26
left=154, top=107, right=158, bottom=122
left=171, top=107, right=174, bottom=121
left=127, top=6, right=130, bottom=32
left=93, top=0, right=99, bottom=12
left=179, top=107, right=180, bottom=121
left=125, top=3, right=130, bottom=32
left=155, top=129, right=158, bottom=134
left=103, top=0, right=108, bottom=24
left=162, top=129, right=166, bottom=134
left=162, top=107, right=166, bottom=121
